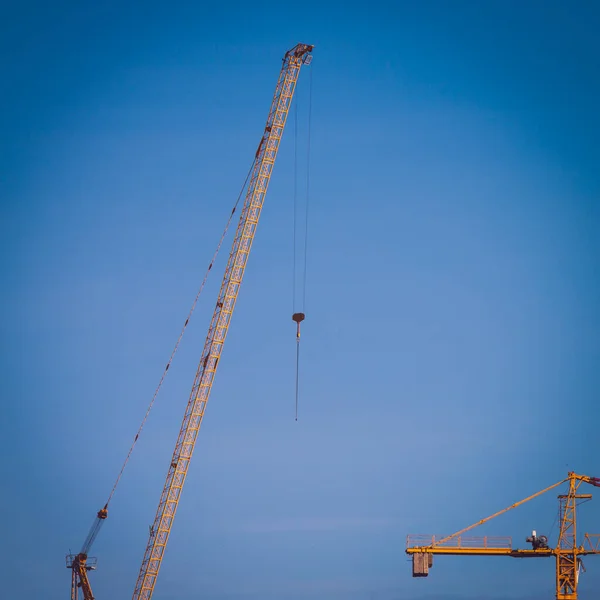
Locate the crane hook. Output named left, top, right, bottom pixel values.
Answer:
left=292, top=313, right=305, bottom=421
left=292, top=312, right=305, bottom=338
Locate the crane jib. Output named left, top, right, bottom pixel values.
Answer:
left=131, top=43, right=313, bottom=600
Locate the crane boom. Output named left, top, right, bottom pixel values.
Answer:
left=132, top=42, right=314, bottom=600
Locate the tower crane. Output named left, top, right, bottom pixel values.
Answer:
left=406, top=471, right=600, bottom=599
left=66, top=42, right=314, bottom=600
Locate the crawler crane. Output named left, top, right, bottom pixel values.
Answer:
left=66, top=42, right=314, bottom=600
left=406, top=471, right=600, bottom=599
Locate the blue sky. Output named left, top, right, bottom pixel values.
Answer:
left=1, top=1, right=599, bottom=599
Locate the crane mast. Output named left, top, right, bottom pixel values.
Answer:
left=132, top=42, right=314, bottom=600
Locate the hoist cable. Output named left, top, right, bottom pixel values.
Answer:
left=295, top=339, right=300, bottom=421
left=104, top=157, right=256, bottom=508
left=292, top=94, right=299, bottom=312
left=291, top=65, right=313, bottom=421
left=302, top=66, right=313, bottom=311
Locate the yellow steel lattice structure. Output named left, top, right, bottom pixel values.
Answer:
left=406, top=472, right=600, bottom=599
left=131, top=43, right=314, bottom=600
left=584, top=534, right=600, bottom=552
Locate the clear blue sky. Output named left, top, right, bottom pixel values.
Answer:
left=1, top=1, right=599, bottom=599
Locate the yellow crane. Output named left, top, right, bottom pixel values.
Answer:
left=66, top=42, right=314, bottom=600
left=406, top=471, right=600, bottom=599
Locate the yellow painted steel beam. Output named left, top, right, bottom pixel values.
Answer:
left=75, top=555, right=95, bottom=600
left=407, top=547, right=555, bottom=557
left=70, top=566, right=77, bottom=600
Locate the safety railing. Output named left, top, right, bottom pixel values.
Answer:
left=65, top=554, right=98, bottom=570
left=407, top=535, right=513, bottom=549
left=584, top=533, right=600, bottom=552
